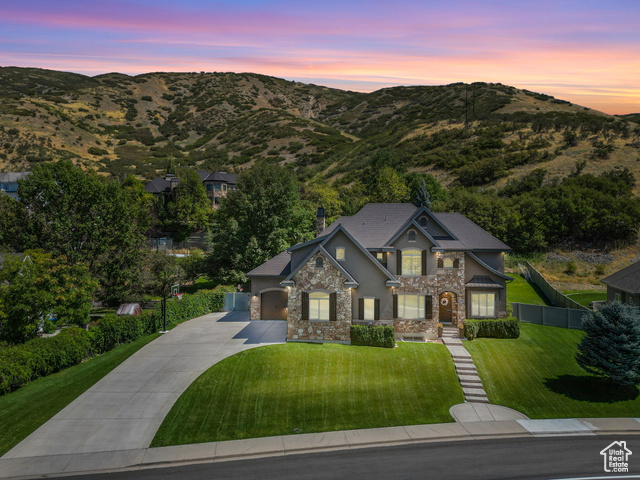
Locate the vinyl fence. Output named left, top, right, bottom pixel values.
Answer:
left=511, top=302, right=588, bottom=330
left=224, top=292, right=250, bottom=311
left=522, top=261, right=588, bottom=311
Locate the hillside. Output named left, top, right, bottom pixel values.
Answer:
left=1, top=67, right=639, bottom=191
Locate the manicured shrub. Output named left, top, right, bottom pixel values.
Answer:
left=350, top=325, right=395, bottom=348
left=0, top=327, right=90, bottom=395
left=464, top=317, right=520, bottom=341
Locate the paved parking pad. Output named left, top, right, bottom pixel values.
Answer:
left=2, top=311, right=286, bottom=460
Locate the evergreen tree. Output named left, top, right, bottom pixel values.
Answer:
left=413, top=178, right=432, bottom=208
left=576, top=302, right=640, bottom=386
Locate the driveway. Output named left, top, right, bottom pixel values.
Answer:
left=2, top=311, right=286, bottom=460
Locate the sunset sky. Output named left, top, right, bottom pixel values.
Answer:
left=1, top=0, right=638, bottom=114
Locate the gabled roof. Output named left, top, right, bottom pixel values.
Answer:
left=432, top=213, right=510, bottom=251
left=385, top=218, right=441, bottom=248
left=0, top=171, right=30, bottom=183
left=198, top=171, right=238, bottom=184
left=280, top=244, right=358, bottom=287
left=467, top=253, right=512, bottom=281
left=144, top=177, right=175, bottom=194
left=601, top=260, right=640, bottom=294
left=322, top=203, right=418, bottom=248
left=246, top=251, right=291, bottom=277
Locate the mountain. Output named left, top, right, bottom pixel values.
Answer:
left=1, top=67, right=638, bottom=190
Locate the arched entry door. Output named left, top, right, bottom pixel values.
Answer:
left=439, top=292, right=455, bottom=324
left=261, top=290, right=288, bottom=320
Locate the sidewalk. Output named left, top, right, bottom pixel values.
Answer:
left=1, top=311, right=286, bottom=461
left=1, top=417, right=639, bottom=478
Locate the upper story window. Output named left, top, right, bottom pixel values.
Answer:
left=419, top=217, right=428, bottom=228
left=443, top=258, right=454, bottom=269
left=206, top=184, right=213, bottom=191
left=376, top=252, right=385, bottom=262
left=222, top=183, right=227, bottom=191
left=401, top=249, right=422, bottom=276
left=408, top=230, right=416, bottom=242
left=214, top=183, right=222, bottom=191
left=335, top=247, right=346, bottom=261
left=315, top=257, right=324, bottom=268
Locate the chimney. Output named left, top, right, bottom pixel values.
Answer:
left=316, top=207, right=325, bottom=237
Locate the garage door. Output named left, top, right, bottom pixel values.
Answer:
left=261, top=291, right=288, bottom=320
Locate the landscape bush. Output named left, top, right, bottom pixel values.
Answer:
left=350, top=324, right=395, bottom=348
left=464, top=317, right=520, bottom=341
left=0, top=327, right=90, bottom=395
left=0, top=289, right=226, bottom=395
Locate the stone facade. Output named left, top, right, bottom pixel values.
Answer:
left=394, top=252, right=466, bottom=339
left=288, top=252, right=352, bottom=342
left=250, top=297, right=260, bottom=320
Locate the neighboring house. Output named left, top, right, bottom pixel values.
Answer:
left=0, top=171, right=30, bottom=200
left=601, top=260, right=640, bottom=306
left=247, top=203, right=511, bottom=343
left=144, top=170, right=237, bottom=209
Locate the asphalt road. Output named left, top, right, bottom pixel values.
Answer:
left=74, top=435, right=640, bottom=480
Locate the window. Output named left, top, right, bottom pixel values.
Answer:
left=401, top=249, right=422, bottom=275
left=408, top=230, right=416, bottom=242
left=471, top=293, right=495, bottom=317
left=214, top=197, right=220, bottom=205
left=397, top=294, right=425, bottom=319
left=364, top=298, right=375, bottom=320
left=315, top=257, right=324, bottom=268
left=309, top=292, right=330, bottom=321
left=376, top=252, right=385, bottom=262
left=615, top=293, right=622, bottom=302
left=443, top=258, right=454, bottom=269
left=419, top=217, right=428, bottom=227
left=206, top=184, right=213, bottom=191
left=214, top=183, right=222, bottom=191
left=335, top=247, right=345, bottom=261
left=222, top=183, right=227, bottom=191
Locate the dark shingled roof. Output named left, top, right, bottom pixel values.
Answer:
left=247, top=251, right=291, bottom=277
left=323, top=203, right=418, bottom=248
left=465, top=275, right=504, bottom=288
left=198, top=171, right=238, bottom=184
left=602, top=260, right=640, bottom=294
left=432, top=213, right=510, bottom=251
left=144, top=176, right=176, bottom=194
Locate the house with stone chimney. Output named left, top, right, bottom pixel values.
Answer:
left=246, top=203, right=511, bottom=343
left=144, top=170, right=237, bottom=209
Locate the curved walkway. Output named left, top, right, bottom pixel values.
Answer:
left=2, top=311, right=286, bottom=460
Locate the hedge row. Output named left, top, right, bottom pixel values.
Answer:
left=0, top=327, right=90, bottom=395
left=464, top=317, right=520, bottom=341
left=0, top=289, right=226, bottom=396
left=350, top=324, right=395, bottom=348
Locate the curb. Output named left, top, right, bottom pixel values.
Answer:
left=2, top=418, right=640, bottom=479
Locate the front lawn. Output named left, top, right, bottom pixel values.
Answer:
left=0, top=334, right=159, bottom=456
left=563, top=290, right=607, bottom=308
left=506, top=274, right=551, bottom=306
left=152, top=342, right=463, bottom=447
left=465, top=323, right=640, bottom=419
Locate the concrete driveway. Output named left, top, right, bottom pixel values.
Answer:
left=2, top=311, right=286, bottom=460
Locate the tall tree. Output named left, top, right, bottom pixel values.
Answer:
left=165, top=168, right=211, bottom=242
left=576, top=302, right=640, bottom=387
left=209, top=162, right=314, bottom=283
left=17, top=160, right=150, bottom=303
left=0, top=250, right=96, bottom=344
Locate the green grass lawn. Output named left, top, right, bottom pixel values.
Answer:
left=506, top=274, right=551, bottom=306
left=465, top=323, right=640, bottom=419
left=0, top=334, right=159, bottom=456
left=152, top=342, right=463, bottom=447
left=562, top=290, right=607, bottom=308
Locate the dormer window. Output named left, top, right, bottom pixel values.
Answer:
left=335, top=247, right=345, bottom=261
left=419, top=217, right=428, bottom=228
left=408, top=230, right=416, bottom=242
left=315, top=257, right=324, bottom=268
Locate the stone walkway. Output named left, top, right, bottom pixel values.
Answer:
left=441, top=327, right=488, bottom=403
left=2, top=311, right=286, bottom=460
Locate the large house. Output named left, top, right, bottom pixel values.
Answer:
left=144, top=170, right=237, bottom=209
left=0, top=172, right=30, bottom=200
left=601, top=260, right=640, bottom=306
left=247, top=203, right=511, bottom=343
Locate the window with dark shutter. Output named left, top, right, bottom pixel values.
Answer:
left=396, top=251, right=402, bottom=275
left=301, top=292, right=309, bottom=320
left=425, top=295, right=433, bottom=319
left=393, top=294, right=398, bottom=318
left=374, top=299, right=380, bottom=320
left=437, top=258, right=443, bottom=268
left=329, top=292, right=337, bottom=321
left=421, top=250, right=427, bottom=276
left=358, top=298, right=365, bottom=320
left=453, top=258, right=460, bottom=268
